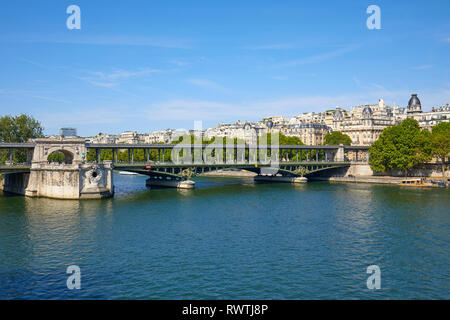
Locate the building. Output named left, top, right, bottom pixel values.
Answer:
left=142, top=129, right=189, bottom=144
left=331, top=94, right=449, bottom=145
left=332, top=99, right=400, bottom=145
left=87, top=133, right=117, bottom=144
left=415, top=104, right=450, bottom=129
left=204, top=119, right=330, bottom=145
left=278, top=123, right=330, bottom=145
left=405, top=94, right=450, bottom=130
left=59, top=128, right=77, bottom=138
left=116, top=131, right=140, bottom=144
left=82, top=93, right=448, bottom=148
left=204, top=121, right=265, bottom=144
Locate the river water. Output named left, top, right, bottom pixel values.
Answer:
left=0, top=174, right=448, bottom=299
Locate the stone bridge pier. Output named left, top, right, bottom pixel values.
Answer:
left=24, top=138, right=114, bottom=199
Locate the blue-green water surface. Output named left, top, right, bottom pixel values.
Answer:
left=0, top=174, right=449, bottom=299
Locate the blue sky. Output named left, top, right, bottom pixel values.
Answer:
left=0, top=0, right=449, bottom=136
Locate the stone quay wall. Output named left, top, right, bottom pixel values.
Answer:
left=312, top=162, right=448, bottom=179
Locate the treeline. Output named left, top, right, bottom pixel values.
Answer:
left=84, top=132, right=307, bottom=162
left=323, top=131, right=352, bottom=146
left=369, top=119, right=450, bottom=176
left=0, top=115, right=43, bottom=163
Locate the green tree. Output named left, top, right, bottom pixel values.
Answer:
left=0, top=114, right=44, bottom=143
left=430, top=122, right=450, bottom=176
left=369, top=119, right=432, bottom=176
left=0, top=114, right=44, bottom=163
left=323, top=131, right=352, bottom=145
left=259, top=132, right=304, bottom=161
left=47, top=151, right=66, bottom=163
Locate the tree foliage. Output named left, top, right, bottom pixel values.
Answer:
left=0, top=114, right=44, bottom=163
left=369, top=119, right=432, bottom=176
left=430, top=122, right=450, bottom=176
left=0, top=114, right=44, bottom=143
left=47, top=151, right=66, bottom=164
left=323, top=131, right=352, bottom=145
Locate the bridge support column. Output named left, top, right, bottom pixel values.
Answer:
left=23, top=138, right=114, bottom=199
left=23, top=162, right=114, bottom=199
left=335, top=144, right=345, bottom=162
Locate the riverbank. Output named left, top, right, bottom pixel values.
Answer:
left=311, top=175, right=449, bottom=187
left=201, top=170, right=449, bottom=187
left=311, top=176, right=406, bottom=184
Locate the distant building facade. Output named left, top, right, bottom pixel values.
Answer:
left=332, top=99, right=402, bottom=146
left=331, top=94, right=449, bottom=145
left=85, top=94, right=448, bottom=147
left=59, top=128, right=77, bottom=138
left=405, top=94, right=450, bottom=130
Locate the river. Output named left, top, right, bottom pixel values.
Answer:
left=0, top=174, right=448, bottom=299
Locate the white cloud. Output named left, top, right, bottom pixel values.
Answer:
left=186, top=78, right=228, bottom=91
left=169, top=59, right=190, bottom=67
left=246, top=43, right=294, bottom=50
left=272, top=76, right=288, bottom=81
left=145, top=88, right=450, bottom=122
left=40, top=108, right=129, bottom=128
left=410, top=65, right=432, bottom=70
left=0, top=89, right=70, bottom=103
left=88, top=68, right=160, bottom=81
left=4, top=34, right=191, bottom=49
left=76, top=68, right=160, bottom=90
left=278, top=45, right=359, bottom=67
left=148, top=99, right=239, bottom=121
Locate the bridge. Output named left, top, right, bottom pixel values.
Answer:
left=0, top=138, right=369, bottom=199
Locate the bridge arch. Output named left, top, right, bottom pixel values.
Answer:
left=47, top=149, right=75, bottom=164
left=46, top=146, right=78, bottom=164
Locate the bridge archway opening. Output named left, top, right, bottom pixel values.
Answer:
left=47, top=150, right=74, bottom=164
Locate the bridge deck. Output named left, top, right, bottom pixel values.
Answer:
left=0, top=142, right=370, bottom=150
left=113, top=161, right=349, bottom=168
left=0, top=161, right=351, bottom=176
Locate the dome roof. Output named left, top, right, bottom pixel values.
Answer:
left=407, top=94, right=422, bottom=113
left=266, top=119, right=274, bottom=128
left=362, top=106, right=373, bottom=118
